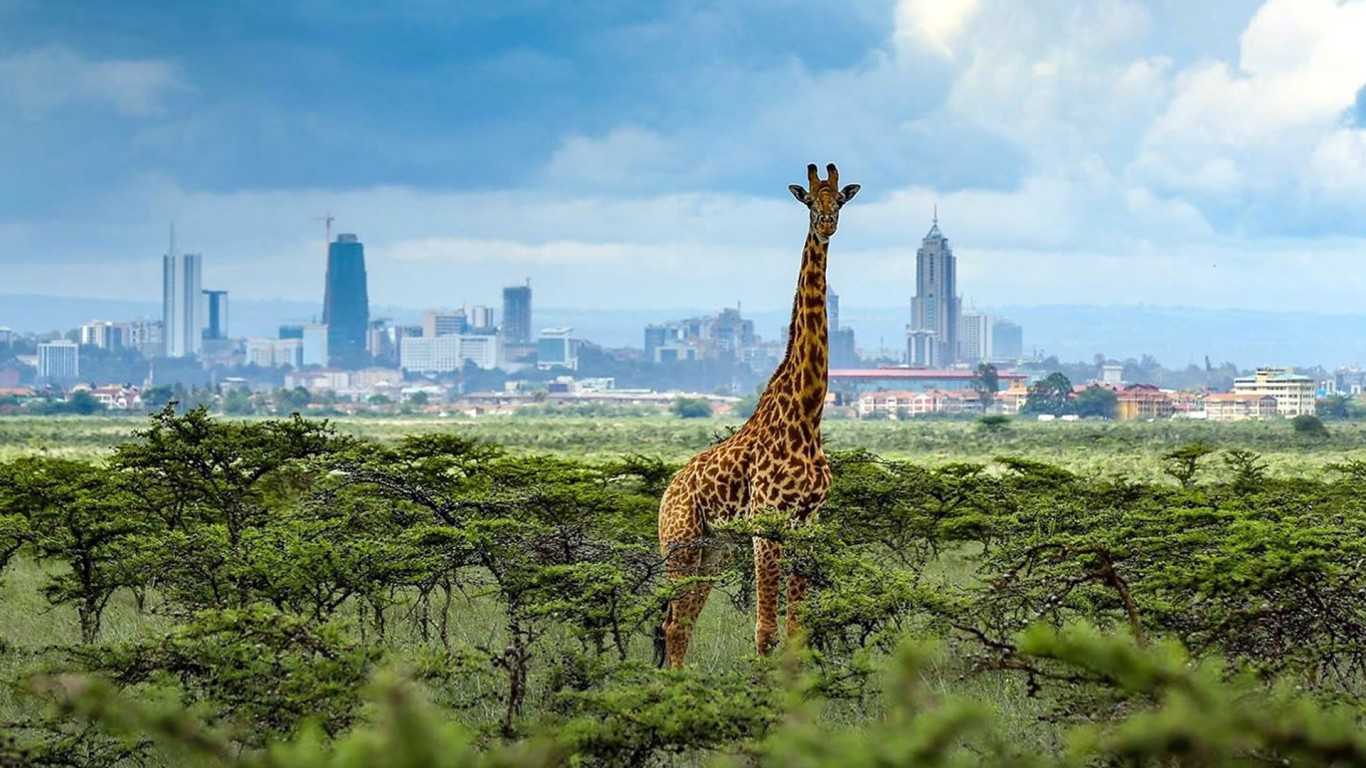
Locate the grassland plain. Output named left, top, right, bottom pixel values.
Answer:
left=2, top=413, right=1364, bottom=480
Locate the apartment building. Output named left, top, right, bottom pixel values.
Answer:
left=1232, top=367, right=1316, bottom=417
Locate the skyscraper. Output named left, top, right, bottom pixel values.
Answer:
left=826, top=286, right=841, bottom=331
left=202, top=290, right=229, bottom=340
left=162, top=229, right=203, bottom=358
left=991, top=320, right=1023, bottom=361
left=959, top=311, right=992, bottom=363
left=908, top=213, right=960, bottom=367
left=502, top=279, right=532, bottom=345
left=322, top=233, right=369, bottom=368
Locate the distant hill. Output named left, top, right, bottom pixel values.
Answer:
left=2, top=294, right=1362, bottom=369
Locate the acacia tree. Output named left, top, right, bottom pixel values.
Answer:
left=1020, top=372, right=1073, bottom=416
left=110, top=405, right=349, bottom=613
left=1, top=458, right=147, bottom=642
left=971, top=363, right=1000, bottom=411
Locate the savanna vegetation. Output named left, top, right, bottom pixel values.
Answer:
left=3, top=408, right=1366, bottom=765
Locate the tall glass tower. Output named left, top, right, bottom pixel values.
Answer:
left=322, top=233, right=370, bottom=368
left=502, top=279, right=532, bottom=345
left=908, top=213, right=960, bottom=367
left=162, top=227, right=203, bottom=358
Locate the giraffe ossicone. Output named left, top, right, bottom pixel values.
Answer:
left=657, top=162, right=859, bottom=668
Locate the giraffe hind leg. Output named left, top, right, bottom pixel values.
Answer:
left=660, top=537, right=713, bottom=668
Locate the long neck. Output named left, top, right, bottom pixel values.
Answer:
left=754, top=229, right=829, bottom=427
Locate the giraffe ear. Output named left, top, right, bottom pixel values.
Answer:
left=840, top=184, right=861, bottom=204
left=789, top=185, right=811, bottom=205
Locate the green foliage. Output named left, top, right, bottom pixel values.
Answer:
left=1072, top=384, right=1117, bottom=419
left=5, top=409, right=1366, bottom=765
left=976, top=414, right=1010, bottom=432
left=971, top=363, right=1000, bottom=410
left=1293, top=413, right=1329, bottom=438
left=670, top=397, right=713, bottom=419
left=1161, top=440, right=1215, bottom=487
left=1021, top=372, right=1072, bottom=416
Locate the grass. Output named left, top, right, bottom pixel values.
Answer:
left=3, top=414, right=1363, bottom=481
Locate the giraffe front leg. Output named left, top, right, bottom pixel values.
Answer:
left=753, top=536, right=782, bottom=656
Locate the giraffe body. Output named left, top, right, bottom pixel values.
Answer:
left=659, top=164, right=859, bottom=667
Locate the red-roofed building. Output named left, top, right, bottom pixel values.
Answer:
left=1115, top=384, right=1174, bottom=421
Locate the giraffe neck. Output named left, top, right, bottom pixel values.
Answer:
left=753, top=229, right=828, bottom=428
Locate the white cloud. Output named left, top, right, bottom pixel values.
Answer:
left=1134, top=0, right=1366, bottom=202
left=894, top=0, right=980, bottom=57
left=0, top=46, right=185, bottom=118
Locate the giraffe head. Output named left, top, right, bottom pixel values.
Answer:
left=789, top=163, right=860, bottom=242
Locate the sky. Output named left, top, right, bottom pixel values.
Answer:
left=3, top=0, right=1366, bottom=315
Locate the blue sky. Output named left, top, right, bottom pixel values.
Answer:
left=3, top=0, right=1366, bottom=314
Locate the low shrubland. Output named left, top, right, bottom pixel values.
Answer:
left=3, top=407, right=1366, bottom=765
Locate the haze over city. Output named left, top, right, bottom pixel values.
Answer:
left=4, top=0, right=1366, bottom=319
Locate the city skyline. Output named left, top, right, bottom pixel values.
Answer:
left=4, top=2, right=1366, bottom=315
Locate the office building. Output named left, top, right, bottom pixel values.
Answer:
left=202, top=290, right=229, bottom=340
left=502, top=280, right=532, bottom=345
left=79, top=321, right=126, bottom=350
left=465, top=305, right=495, bottom=332
left=1232, top=367, right=1317, bottom=417
left=245, top=338, right=304, bottom=368
left=38, top=340, right=79, bottom=382
left=162, top=241, right=203, bottom=358
left=908, top=213, right=960, bottom=367
left=302, top=324, right=329, bottom=367
left=122, top=320, right=163, bottom=357
left=826, top=286, right=841, bottom=332
left=322, top=233, right=370, bottom=367
left=906, top=329, right=939, bottom=369
left=831, top=328, right=858, bottom=368
left=400, top=334, right=501, bottom=372
left=991, top=320, right=1023, bottom=362
left=423, top=310, right=468, bottom=337
left=959, top=311, right=992, bottom=364
left=643, top=308, right=756, bottom=364
left=537, top=328, right=578, bottom=370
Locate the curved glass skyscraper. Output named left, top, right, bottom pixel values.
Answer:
left=322, top=233, right=370, bottom=368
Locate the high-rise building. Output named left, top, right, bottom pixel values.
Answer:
left=302, top=324, right=329, bottom=367
left=246, top=338, right=304, bottom=368
left=38, top=339, right=79, bottom=382
left=831, top=327, right=858, bottom=368
left=908, top=214, right=960, bottom=367
left=465, top=305, right=495, bottom=332
left=322, top=233, right=369, bottom=368
left=79, top=321, right=126, bottom=350
left=400, top=334, right=501, bottom=372
left=124, top=319, right=163, bottom=357
left=537, top=328, right=578, bottom=370
left=162, top=235, right=203, bottom=358
left=959, top=311, right=992, bottom=364
left=990, top=320, right=1023, bottom=362
left=826, top=286, right=841, bottom=331
left=423, top=310, right=468, bottom=337
left=502, top=280, right=532, bottom=345
left=202, top=290, right=229, bottom=340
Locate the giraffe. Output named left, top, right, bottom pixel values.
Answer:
left=657, top=162, right=860, bottom=668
